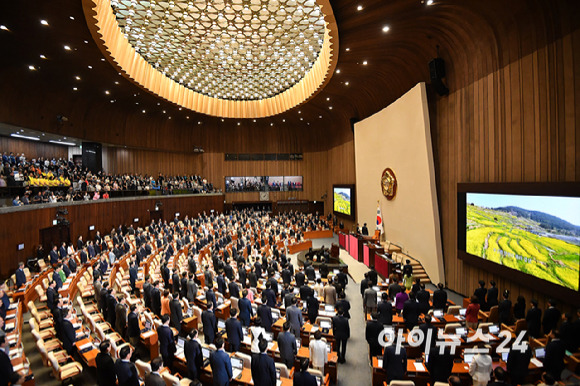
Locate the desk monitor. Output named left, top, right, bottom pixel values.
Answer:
left=177, top=337, right=186, bottom=349
left=456, top=327, right=467, bottom=336
left=463, top=353, right=474, bottom=364
left=326, top=343, right=331, bottom=353
left=202, top=347, right=211, bottom=359
left=459, top=308, right=467, bottom=316
left=264, top=332, right=273, bottom=342
left=535, top=347, right=546, bottom=359
left=231, top=357, right=243, bottom=370
left=145, top=321, right=151, bottom=330
left=488, top=325, right=500, bottom=335
left=296, top=339, right=301, bottom=349
left=271, top=310, right=280, bottom=321
left=276, top=368, right=281, bottom=380
left=324, top=305, right=334, bottom=312
left=316, top=375, right=323, bottom=386
left=433, top=310, right=444, bottom=318
left=217, top=319, right=226, bottom=329
left=501, top=351, right=508, bottom=361
left=242, top=327, right=248, bottom=337
left=320, top=320, right=332, bottom=330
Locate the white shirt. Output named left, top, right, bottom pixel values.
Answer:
left=249, top=326, right=266, bottom=354
left=309, top=339, right=328, bottom=369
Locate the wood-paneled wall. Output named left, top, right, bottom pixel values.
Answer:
left=0, top=136, right=68, bottom=162
left=432, top=28, right=580, bottom=310
left=0, top=194, right=223, bottom=279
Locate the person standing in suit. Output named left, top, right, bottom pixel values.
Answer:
left=46, top=280, right=58, bottom=312
left=306, top=290, right=319, bottom=324
left=238, top=289, right=253, bottom=327
left=184, top=329, right=203, bottom=381
left=144, top=357, right=165, bottom=386
left=127, top=304, right=140, bottom=346
left=151, top=281, right=162, bottom=317
left=285, top=297, right=303, bottom=337
left=363, top=281, right=378, bottom=316
left=383, top=338, right=407, bottom=382
left=323, top=278, right=337, bottom=305
left=96, top=340, right=117, bottom=386
left=469, top=348, right=493, bottom=386
left=202, top=301, right=218, bottom=344
left=14, top=262, right=26, bottom=288
left=377, top=293, right=392, bottom=326
left=128, top=260, right=138, bottom=294
left=486, top=280, right=499, bottom=310
left=258, top=295, right=274, bottom=332
left=506, top=340, right=532, bottom=385
left=169, top=292, right=184, bottom=333
left=115, top=345, right=139, bottom=386
left=49, top=245, right=60, bottom=265
left=335, top=291, right=351, bottom=319
left=251, top=338, right=276, bottom=386
left=542, top=299, right=561, bottom=336
left=474, top=280, right=488, bottom=311
left=107, top=289, right=118, bottom=327
left=210, top=337, right=232, bottom=386
left=186, top=273, right=198, bottom=303
left=61, top=307, right=77, bottom=355
left=115, top=296, right=128, bottom=339
left=0, top=334, right=22, bottom=385
left=225, top=308, right=243, bottom=352
left=52, top=264, right=64, bottom=290
left=426, top=345, right=454, bottom=383
left=526, top=299, right=542, bottom=338
left=293, top=358, right=317, bottom=386
left=277, top=321, right=298, bottom=368
left=366, top=312, right=383, bottom=359
left=403, top=292, right=420, bottom=331
left=206, top=287, right=218, bottom=310
left=332, top=306, right=350, bottom=363
left=544, top=330, right=565, bottom=381
left=158, top=315, right=176, bottom=371
left=465, top=295, right=481, bottom=330
left=432, top=282, right=447, bottom=310
left=498, top=290, right=513, bottom=326
left=143, top=275, right=152, bottom=309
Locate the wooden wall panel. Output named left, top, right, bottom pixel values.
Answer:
left=0, top=136, right=68, bottom=161
left=0, top=194, right=223, bottom=279
left=432, top=29, right=580, bottom=311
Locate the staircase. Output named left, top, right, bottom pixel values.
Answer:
left=380, top=242, right=431, bottom=284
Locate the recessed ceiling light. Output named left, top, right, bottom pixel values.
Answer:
left=178, top=107, right=182, bottom=111
left=28, top=65, right=36, bottom=71
left=383, top=25, right=390, bottom=33
left=237, top=122, right=240, bottom=125
left=345, top=48, right=350, bottom=52
left=163, top=110, right=166, bottom=113
left=336, top=69, right=341, bottom=74
left=84, top=40, right=89, bottom=44
left=168, top=116, right=172, bottom=119
left=329, top=106, right=333, bottom=110
left=363, top=61, right=368, bottom=65
left=39, top=54, right=46, bottom=59
left=326, top=97, right=330, bottom=101
left=357, top=5, right=363, bottom=11
left=64, top=45, right=71, bottom=50
left=101, top=58, right=105, bottom=62
left=319, top=115, right=322, bottom=118
left=69, top=16, right=75, bottom=20
left=307, top=122, right=310, bottom=125
left=426, top=0, right=434, bottom=5
left=142, top=110, right=146, bottom=113
left=186, top=116, right=190, bottom=119
left=270, top=123, right=274, bottom=126
left=300, top=117, right=303, bottom=121
left=110, top=100, right=115, bottom=103
left=40, top=20, right=49, bottom=26
left=221, top=119, right=224, bottom=122
left=345, top=81, right=349, bottom=86
left=0, top=25, right=8, bottom=31
left=253, top=119, right=256, bottom=122
left=282, top=119, right=286, bottom=122
left=298, top=111, right=301, bottom=114
left=75, top=76, right=81, bottom=80
left=115, top=81, right=119, bottom=85
left=105, top=90, right=110, bottom=95
left=198, top=121, right=201, bottom=125
left=73, top=87, right=78, bottom=91
left=87, top=65, right=92, bottom=69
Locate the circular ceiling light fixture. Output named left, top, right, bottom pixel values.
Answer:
left=84, top=0, right=339, bottom=118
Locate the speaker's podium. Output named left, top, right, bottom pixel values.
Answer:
left=338, top=232, right=368, bottom=263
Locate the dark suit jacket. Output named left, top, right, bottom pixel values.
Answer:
left=169, top=299, right=183, bottom=332
left=474, top=287, right=488, bottom=310
left=127, top=311, right=140, bottom=338
left=206, top=290, right=218, bottom=310
left=383, top=344, right=407, bottom=382
left=129, top=267, right=137, bottom=290
left=251, top=353, right=276, bottom=386
left=506, top=345, right=531, bottom=384
left=306, top=295, right=319, bottom=324
left=239, top=297, right=253, bottom=327
left=61, top=319, right=77, bottom=354
left=158, top=325, right=176, bottom=358
left=258, top=304, right=273, bottom=332
left=543, top=307, right=561, bottom=335
left=498, top=299, right=513, bottom=325
left=432, top=289, right=447, bottom=310
left=210, top=349, right=232, bottom=386
left=184, top=339, right=203, bottom=379
left=366, top=320, right=384, bottom=357
left=526, top=307, right=542, bottom=338
left=15, top=269, right=26, bottom=288
left=144, top=372, right=165, bottom=386
left=151, top=288, right=162, bottom=316
left=293, top=370, right=317, bottom=386
left=228, top=281, right=240, bottom=298
left=403, top=300, right=420, bottom=327
left=202, top=310, right=218, bottom=344
left=217, top=275, right=227, bottom=295
left=277, top=330, right=297, bottom=364
left=46, top=287, right=57, bottom=311
left=295, top=272, right=305, bottom=287
left=95, top=352, right=117, bottom=386
left=544, top=338, right=565, bottom=380
left=225, top=317, right=243, bottom=350
left=143, top=282, right=152, bottom=309
left=114, top=359, right=139, bottom=386
left=377, top=301, right=392, bottom=325
left=332, top=314, right=350, bottom=340
left=52, top=271, right=63, bottom=290
left=263, top=288, right=277, bottom=307
left=115, top=303, right=127, bottom=335
left=50, top=250, right=59, bottom=264
left=486, top=286, right=499, bottom=309
left=426, top=348, right=454, bottom=382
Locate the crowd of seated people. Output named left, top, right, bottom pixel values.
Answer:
left=19, top=209, right=340, bottom=384
left=2, top=151, right=217, bottom=206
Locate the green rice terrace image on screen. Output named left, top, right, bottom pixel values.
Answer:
left=334, top=188, right=351, bottom=216
left=466, top=193, right=580, bottom=290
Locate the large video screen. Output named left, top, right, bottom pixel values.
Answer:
left=333, top=185, right=354, bottom=218
left=225, top=176, right=303, bottom=192
left=466, top=193, right=580, bottom=291
left=284, top=176, right=303, bottom=191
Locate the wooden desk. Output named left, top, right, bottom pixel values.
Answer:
left=297, top=346, right=338, bottom=384
left=303, top=230, right=333, bottom=240
left=74, top=338, right=99, bottom=367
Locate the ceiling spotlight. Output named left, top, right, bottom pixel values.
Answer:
left=69, top=16, right=75, bottom=20
left=28, top=65, right=36, bottom=71
left=270, top=123, right=274, bottom=126
left=40, top=20, right=49, bottom=26
left=115, top=81, right=119, bottom=84
left=87, top=65, right=93, bottom=69
left=105, top=90, right=110, bottom=95
left=336, top=69, right=341, bottom=74
left=363, top=61, right=368, bottom=65
left=0, top=25, right=8, bottom=31
left=198, top=121, right=201, bottom=125
left=282, top=119, right=286, bottom=122
left=75, top=76, right=81, bottom=80
left=326, top=97, right=330, bottom=101
left=142, top=110, right=146, bottom=113
left=39, top=54, right=46, bottom=59
left=345, top=81, right=349, bottom=86
left=319, top=115, right=322, bottom=118
left=345, top=48, right=350, bottom=52
left=237, top=122, right=240, bottom=125
left=426, top=0, right=434, bottom=5
left=329, top=106, right=333, bottom=110
left=64, top=45, right=71, bottom=50
left=382, top=25, right=390, bottom=33
left=73, top=87, right=78, bottom=91
left=357, top=5, right=363, bottom=11
left=186, top=116, right=190, bottom=119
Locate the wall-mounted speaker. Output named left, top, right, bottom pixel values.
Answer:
left=429, top=58, right=449, bottom=96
